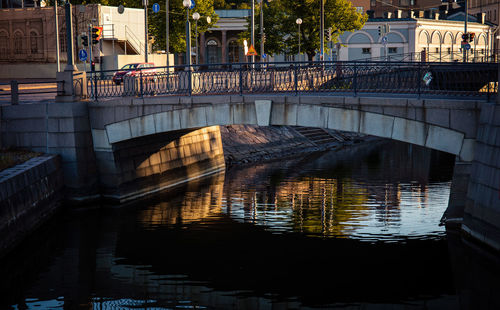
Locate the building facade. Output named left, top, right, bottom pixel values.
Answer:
left=336, top=12, right=493, bottom=62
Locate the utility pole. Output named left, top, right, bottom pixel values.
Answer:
left=143, top=0, right=149, bottom=63
left=260, top=0, right=264, bottom=62
left=166, top=0, right=169, bottom=69
left=54, top=0, right=60, bottom=72
left=64, top=1, right=76, bottom=71
left=251, top=0, right=255, bottom=64
left=320, top=0, right=324, bottom=61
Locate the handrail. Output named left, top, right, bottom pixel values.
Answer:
left=124, top=25, right=144, bottom=55
left=86, top=60, right=498, bottom=101
left=0, top=80, right=64, bottom=104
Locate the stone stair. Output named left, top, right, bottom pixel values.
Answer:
left=292, top=126, right=344, bottom=146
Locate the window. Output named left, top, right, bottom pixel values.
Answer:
left=388, top=47, right=397, bottom=53
left=228, top=40, right=240, bottom=63
left=0, top=33, right=8, bottom=56
left=447, top=47, right=451, bottom=54
left=30, top=31, right=38, bottom=54
left=362, top=48, right=371, bottom=54
left=206, top=39, right=219, bottom=64
left=14, top=32, right=23, bottom=54
left=370, top=0, right=376, bottom=7
left=355, top=7, right=363, bottom=13
left=410, top=0, right=415, bottom=5
left=400, top=0, right=410, bottom=6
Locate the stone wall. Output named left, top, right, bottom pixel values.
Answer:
left=463, top=102, right=500, bottom=250
left=95, top=126, right=225, bottom=203
left=0, top=155, right=64, bottom=257
left=1, top=102, right=98, bottom=201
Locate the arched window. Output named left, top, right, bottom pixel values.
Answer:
left=228, top=40, right=240, bottom=63
left=30, top=30, right=39, bottom=54
left=14, top=31, right=24, bottom=54
left=0, top=32, right=8, bottom=57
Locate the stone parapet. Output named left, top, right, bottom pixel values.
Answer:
left=0, top=155, right=64, bottom=257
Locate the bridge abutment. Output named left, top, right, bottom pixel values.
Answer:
left=463, top=101, right=500, bottom=250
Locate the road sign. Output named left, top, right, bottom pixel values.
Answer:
left=189, top=0, right=195, bottom=9
left=381, top=36, right=388, bottom=45
left=464, top=43, right=471, bottom=50
left=117, top=4, right=124, bottom=14
left=262, top=53, right=267, bottom=59
left=152, top=3, right=160, bottom=13
left=246, top=45, right=258, bottom=56
left=78, top=49, right=88, bottom=61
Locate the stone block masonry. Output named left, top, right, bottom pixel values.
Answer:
left=98, top=126, right=225, bottom=202
left=0, top=155, right=64, bottom=257
left=1, top=102, right=98, bottom=201
left=463, top=102, right=500, bottom=250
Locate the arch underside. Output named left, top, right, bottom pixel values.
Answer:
left=101, top=101, right=474, bottom=161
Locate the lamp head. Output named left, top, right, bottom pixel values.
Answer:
left=296, top=18, right=302, bottom=25
left=193, top=12, right=200, bottom=20
left=182, top=0, right=191, bottom=8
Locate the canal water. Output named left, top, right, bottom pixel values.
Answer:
left=1, top=141, right=499, bottom=309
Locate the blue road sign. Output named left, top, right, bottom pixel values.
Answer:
left=262, top=53, right=267, bottom=59
left=189, top=0, right=195, bottom=9
left=464, top=43, right=471, bottom=50
left=152, top=3, right=160, bottom=13
left=78, top=49, right=88, bottom=61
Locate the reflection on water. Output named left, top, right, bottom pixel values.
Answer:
left=1, top=141, right=498, bottom=309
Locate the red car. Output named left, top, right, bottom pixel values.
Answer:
left=112, top=63, right=157, bottom=85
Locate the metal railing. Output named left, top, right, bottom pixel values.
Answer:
left=356, top=51, right=499, bottom=63
left=87, top=61, right=498, bottom=101
left=0, top=80, right=64, bottom=104
left=124, top=25, right=144, bottom=55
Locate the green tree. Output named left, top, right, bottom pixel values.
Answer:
left=242, top=0, right=367, bottom=60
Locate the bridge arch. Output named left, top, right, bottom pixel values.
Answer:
left=98, top=100, right=475, bottom=162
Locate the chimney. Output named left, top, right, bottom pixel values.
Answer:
left=408, top=10, right=415, bottom=18
left=477, top=12, right=486, bottom=24
left=434, top=12, right=440, bottom=20
left=384, top=12, right=393, bottom=18
left=394, top=9, right=402, bottom=19
left=367, top=10, right=375, bottom=19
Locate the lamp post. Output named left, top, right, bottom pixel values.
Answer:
left=320, top=0, right=324, bottom=61
left=251, top=0, right=255, bottom=64
left=182, top=0, right=192, bottom=68
left=166, top=0, right=169, bottom=69
left=296, top=18, right=302, bottom=62
left=54, top=0, right=60, bottom=72
left=143, top=0, right=149, bottom=63
left=192, top=12, right=200, bottom=66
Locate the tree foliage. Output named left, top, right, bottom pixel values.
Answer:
left=241, top=0, right=367, bottom=60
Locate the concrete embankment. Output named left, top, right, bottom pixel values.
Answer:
left=220, top=124, right=366, bottom=165
left=0, top=154, right=63, bottom=257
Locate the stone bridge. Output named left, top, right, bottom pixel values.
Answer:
left=1, top=93, right=499, bottom=250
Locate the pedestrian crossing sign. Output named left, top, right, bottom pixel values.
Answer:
left=246, top=45, right=258, bottom=56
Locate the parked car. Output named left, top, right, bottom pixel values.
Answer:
left=112, top=63, right=157, bottom=85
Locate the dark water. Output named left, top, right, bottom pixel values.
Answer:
left=2, top=141, right=500, bottom=309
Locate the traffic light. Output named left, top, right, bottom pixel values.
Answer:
left=462, top=33, right=469, bottom=42
left=325, top=27, right=332, bottom=42
left=91, top=26, right=103, bottom=44
left=91, top=61, right=95, bottom=71
left=470, top=32, right=475, bottom=41
left=378, top=25, right=382, bottom=36
left=81, top=34, right=88, bottom=47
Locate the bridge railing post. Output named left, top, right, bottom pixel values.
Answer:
left=93, top=71, right=98, bottom=101
left=139, top=69, right=143, bottom=97
left=417, top=61, right=421, bottom=98
left=294, top=64, right=298, bottom=95
left=353, top=62, right=357, bottom=96
left=10, top=80, right=19, bottom=105
left=239, top=65, right=243, bottom=96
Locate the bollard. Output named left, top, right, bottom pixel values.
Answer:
left=10, top=80, right=19, bottom=105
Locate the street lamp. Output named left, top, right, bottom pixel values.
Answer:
left=192, top=12, right=200, bottom=66
left=182, top=0, right=191, bottom=68
left=296, top=18, right=302, bottom=62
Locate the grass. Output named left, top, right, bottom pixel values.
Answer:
left=0, top=148, right=41, bottom=171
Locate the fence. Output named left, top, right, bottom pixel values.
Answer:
left=0, top=80, right=64, bottom=104
left=87, top=61, right=498, bottom=101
